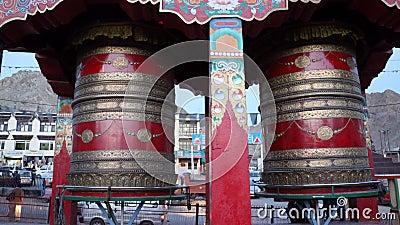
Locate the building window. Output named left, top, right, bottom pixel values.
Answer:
left=0, top=141, right=5, bottom=150
left=15, top=141, right=30, bottom=150
left=40, top=141, right=54, bottom=151
left=40, top=123, right=55, bottom=132
left=0, top=122, right=8, bottom=132
left=179, top=122, right=197, bottom=136
left=179, top=139, right=192, bottom=150
left=16, top=123, right=32, bottom=132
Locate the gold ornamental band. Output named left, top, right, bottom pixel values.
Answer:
left=266, top=147, right=368, bottom=160
left=70, top=160, right=175, bottom=173
left=72, top=94, right=170, bottom=107
left=72, top=111, right=174, bottom=125
left=67, top=173, right=177, bottom=187
left=72, top=99, right=175, bottom=116
left=273, top=92, right=365, bottom=104
left=71, top=149, right=175, bottom=162
left=74, top=83, right=171, bottom=101
left=269, top=44, right=356, bottom=61
left=75, top=80, right=172, bottom=95
left=273, top=97, right=363, bottom=113
left=72, top=101, right=175, bottom=118
left=262, top=169, right=372, bottom=185
left=265, top=158, right=369, bottom=169
left=271, top=80, right=361, bottom=99
left=73, top=24, right=172, bottom=47
left=75, top=72, right=174, bottom=89
left=79, top=46, right=153, bottom=59
left=262, top=109, right=365, bottom=123
left=268, top=70, right=360, bottom=87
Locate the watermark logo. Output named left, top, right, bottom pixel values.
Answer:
left=336, top=196, right=347, bottom=207
left=257, top=197, right=397, bottom=221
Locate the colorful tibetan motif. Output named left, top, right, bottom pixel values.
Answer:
left=0, top=0, right=64, bottom=27
left=127, top=0, right=289, bottom=24
left=55, top=97, right=73, bottom=156
left=7, top=0, right=400, bottom=28
left=210, top=18, right=247, bottom=130
left=162, top=0, right=287, bottom=24
left=381, top=0, right=400, bottom=8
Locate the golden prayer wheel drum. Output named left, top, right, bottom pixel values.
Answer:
left=260, top=24, right=372, bottom=193
left=67, top=24, right=177, bottom=194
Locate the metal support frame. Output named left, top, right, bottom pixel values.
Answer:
left=295, top=200, right=339, bottom=225
left=255, top=181, right=381, bottom=199
left=96, top=201, right=117, bottom=225
left=95, top=200, right=145, bottom=225
left=54, top=185, right=190, bottom=225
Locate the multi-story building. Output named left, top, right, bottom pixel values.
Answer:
left=0, top=111, right=56, bottom=167
left=174, top=112, right=205, bottom=175
left=174, top=111, right=263, bottom=175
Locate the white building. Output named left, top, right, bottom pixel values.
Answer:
left=173, top=112, right=264, bottom=175
left=174, top=112, right=205, bottom=175
left=0, top=111, right=56, bottom=167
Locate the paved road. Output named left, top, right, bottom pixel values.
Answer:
left=0, top=187, right=50, bottom=224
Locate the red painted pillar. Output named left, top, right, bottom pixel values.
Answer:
left=50, top=97, right=74, bottom=225
left=207, top=18, right=251, bottom=225
left=355, top=197, right=380, bottom=222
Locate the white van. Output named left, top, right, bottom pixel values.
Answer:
left=77, top=201, right=168, bottom=225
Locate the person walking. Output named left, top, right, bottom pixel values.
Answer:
left=41, top=178, right=46, bottom=196
left=7, top=186, right=24, bottom=222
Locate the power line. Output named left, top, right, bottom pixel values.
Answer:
left=368, top=102, right=400, bottom=108
left=0, top=98, right=56, bottom=107
left=1, top=66, right=39, bottom=69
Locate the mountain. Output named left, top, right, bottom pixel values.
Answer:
left=366, top=90, right=400, bottom=151
left=0, top=70, right=57, bottom=113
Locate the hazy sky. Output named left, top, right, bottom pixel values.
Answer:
left=1, top=49, right=399, bottom=114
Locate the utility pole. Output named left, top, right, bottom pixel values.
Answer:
left=379, top=130, right=385, bottom=153
left=387, top=129, right=391, bottom=151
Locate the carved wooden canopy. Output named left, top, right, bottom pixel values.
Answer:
left=0, top=0, right=399, bottom=96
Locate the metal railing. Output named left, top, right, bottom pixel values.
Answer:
left=0, top=192, right=50, bottom=223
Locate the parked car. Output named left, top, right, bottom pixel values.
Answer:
left=77, top=201, right=168, bottom=225
left=18, top=170, right=33, bottom=186
left=0, top=169, right=19, bottom=187
left=36, top=164, right=53, bottom=186
left=0, top=165, right=21, bottom=174
left=250, top=170, right=261, bottom=197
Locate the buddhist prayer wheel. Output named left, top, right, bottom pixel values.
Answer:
left=260, top=23, right=372, bottom=192
left=5, top=1, right=400, bottom=224
left=67, top=24, right=177, bottom=191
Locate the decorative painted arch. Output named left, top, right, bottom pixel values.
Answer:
left=0, top=0, right=64, bottom=27
left=2, top=0, right=400, bottom=27
left=381, top=0, right=400, bottom=8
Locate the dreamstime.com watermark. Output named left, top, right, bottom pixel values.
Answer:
left=257, top=197, right=397, bottom=221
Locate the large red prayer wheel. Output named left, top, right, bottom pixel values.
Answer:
left=67, top=24, right=177, bottom=190
left=260, top=24, right=372, bottom=191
